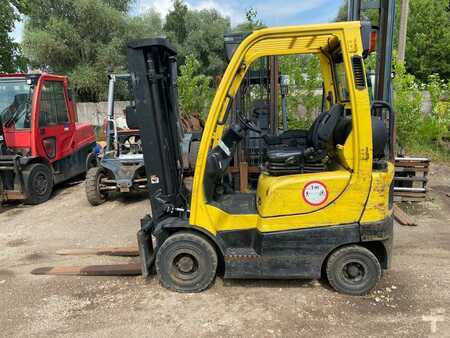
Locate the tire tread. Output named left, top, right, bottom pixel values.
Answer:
left=326, top=245, right=381, bottom=296
left=85, top=167, right=106, bottom=206
left=156, top=231, right=218, bottom=293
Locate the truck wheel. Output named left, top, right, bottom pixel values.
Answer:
left=188, top=141, right=201, bottom=169
left=23, top=163, right=53, bottom=205
left=156, top=231, right=218, bottom=293
left=85, top=167, right=108, bottom=206
left=326, top=245, right=381, bottom=296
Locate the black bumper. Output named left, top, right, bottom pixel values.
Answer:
left=360, top=215, right=394, bottom=269
left=0, top=155, right=27, bottom=201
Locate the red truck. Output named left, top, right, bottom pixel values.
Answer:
left=0, top=73, right=96, bottom=204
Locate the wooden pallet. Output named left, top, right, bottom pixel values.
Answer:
left=394, top=157, right=430, bottom=202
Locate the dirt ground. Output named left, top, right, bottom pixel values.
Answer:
left=1, top=165, right=449, bottom=338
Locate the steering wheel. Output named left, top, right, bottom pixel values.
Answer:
left=238, top=111, right=261, bottom=133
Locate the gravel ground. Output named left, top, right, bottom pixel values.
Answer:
left=1, top=165, right=450, bottom=338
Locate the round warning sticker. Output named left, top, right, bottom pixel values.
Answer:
left=302, top=181, right=328, bottom=206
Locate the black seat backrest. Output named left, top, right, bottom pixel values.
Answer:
left=125, top=105, right=139, bottom=129
left=334, top=117, right=352, bottom=145
left=308, top=104, right=344, bottom=149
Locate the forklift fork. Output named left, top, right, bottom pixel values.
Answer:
left=137, top=228, right=155, bottom=277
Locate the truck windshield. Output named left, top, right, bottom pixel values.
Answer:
left=0, top=77, right=33, bottom=129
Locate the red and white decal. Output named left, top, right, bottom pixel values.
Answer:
left=302, top=181, right=328, bottom=206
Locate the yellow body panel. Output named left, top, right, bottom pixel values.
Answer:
left=257, top=169, right=351, bottom=217
left=189, top=22, right=392, bottom=235
left=360, top=162, right=395, bottom=223
left=335, top=131, right=355, bottom=170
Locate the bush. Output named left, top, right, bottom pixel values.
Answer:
left=394, top=62, right=449, bottom=158
left=178, top=54, right=213, bottom=119
left=393, top=62, right=424, bottom=148
left=279, top=55, right=322, bottom=129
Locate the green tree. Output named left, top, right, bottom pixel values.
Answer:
left=22, top=0, right=161, bottom=101
left=164, top=0, right=189, bottom=43
left=405, top=0, right=450, bottom=81
left=164, top=1, right=231, bottom=77
left=336, top=0, right=450, bottom=81
left=279, top=55, right=323, bottom=128
left=182, top=9, right=231, bottom=76
left=178, top=54, right=213, bottom=119
left=0, top=0, right=29, bottom=72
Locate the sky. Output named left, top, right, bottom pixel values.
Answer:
left=11, top=0, right=345, bottom=42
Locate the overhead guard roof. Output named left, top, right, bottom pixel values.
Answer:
left=127, top=37, right=177, bottom=55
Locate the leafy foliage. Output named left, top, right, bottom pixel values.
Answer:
left=178, top=55, right=213, bottom=119
left=164, top=1, right=231, bottom=77
left=22, top=0, right=161, bottom=101
left=393, top=61, right=449, bottom=153
left=392, top=62, right=424, bottom=147
left=336, top=0, right=450, bottom=82
left=164, top=0, right=188, bottom=43
left=279, top=55, right=323, bottom=129
left=0, top=0, right=29, bottom=72
left=404, top=0, right=450, bottom=82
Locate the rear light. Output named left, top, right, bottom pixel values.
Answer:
left=369, top=31, right=378, bottom=53
left=42, top=137, right=56, bottom=158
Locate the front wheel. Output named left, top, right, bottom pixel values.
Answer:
left=23, top=163, right=53, bottom=205
left=326, top=245, right=381, bottom=296
left=156, top=231, right=218, bottom=293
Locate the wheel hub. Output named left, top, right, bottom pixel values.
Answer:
left=176, top=255, right=196, bottom=273
left=343, top=262, right=365, bottom=282
left=33, top=173, right=48, bottom=195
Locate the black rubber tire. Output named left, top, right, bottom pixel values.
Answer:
left=326, top=245, right=381, bottom=296
left=156, top=231, right=218, bottom=293
left=188, top=141, right=201, bottom=169
left=23, top=163, right=53, bottom=205
left=86, top=151, right=98, bottom=171
left=85, top=167, right=107, bottom=206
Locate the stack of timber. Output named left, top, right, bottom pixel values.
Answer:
left=394, top=157, right=430, bottom=202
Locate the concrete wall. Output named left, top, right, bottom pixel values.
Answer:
left=76, top=101, right=129, bottom=128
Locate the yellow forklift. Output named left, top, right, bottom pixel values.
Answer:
left=130, top=0, right=397, bottom=295
left=33, top=1, right=396, bottom=296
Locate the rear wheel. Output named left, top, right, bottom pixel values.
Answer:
left=85, top=167, right=108, bottom=206
left=326, top=245, right=381, bottom=295
left=156, top=231, right=218, bottom=293
left=86, top=151, right=98, bottom=171
left=23, top=163, right=53, bottom=205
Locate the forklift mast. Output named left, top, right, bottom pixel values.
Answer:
left=348, top=0, right=396, bottom=106
left=348, top=0, right=396, bottom=160
left=127, top=39, right=186, bottom=222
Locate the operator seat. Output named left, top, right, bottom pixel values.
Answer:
left=264, top=104, right=344, bottom=175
